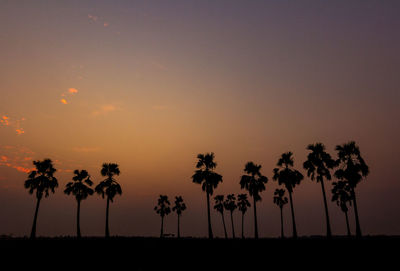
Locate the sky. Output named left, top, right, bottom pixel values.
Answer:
left=0, top=0, right=399, bottom=238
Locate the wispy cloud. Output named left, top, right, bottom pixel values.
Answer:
left=92, top=105, right=119, bottom=116
left=0, top=115, right=26, bottom=135
left=60, top=88, right=78, bottom=104
left=88, top=14, right=111, bottom=28
left=0, top=146, right=35, bottom=173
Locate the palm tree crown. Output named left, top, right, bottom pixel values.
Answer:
left=154, top=195, right=171, bottom=217
left=224, top=194, right=237, bottom=213
left=240, top=162, right=268, bottom=201
left=273, top=152, right=303, bottom=193
left=192, top=153, right=223, bottom=195
left=172, top=196, right=187, bottom=216
left=273, top=189, right=288, bottom=208
left=64, top=170, right=94, bottom=201
left=331, top=181, right=353, bottom=212
left=303, top=143, right=336, bottom=183
left=237, top=194, right=251, bottom=214
left=25, top=159, right=58, bottom=199
left=214, top=195, right=225, bottom=214
left=95, top=163, right=122, bottom=202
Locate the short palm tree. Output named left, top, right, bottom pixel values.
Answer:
left=192, top=153, right=223, bottom=239
left=172, top=196, right=186, bottom=238
left=224, top=194, right=237, bottom=238
left=24, top=159, right=58, bottom=239
left=154, top=195, right=171, bottom=238
left=303, top=143, right=336, bottom=238
left=237, top=194, right=251, bottom=239
left=240, top=162, right=268, bottom=239
left=95, top=163, right=122, bottom=238
left=273, top=188, right=288, bottom=239
left=64, top=169, right=94, bottom=238
left=273, top=152, right=304, bottom=239
left=334, top=141, right=369, bottom=238
left=214, top=195, right=228, bottom=238
left=332, top=181, right=353, bottom=237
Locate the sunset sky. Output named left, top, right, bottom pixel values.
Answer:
left=1, top=0, right=399, bottom=237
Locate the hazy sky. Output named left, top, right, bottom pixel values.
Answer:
left=1, top=0, right=399, bottom=237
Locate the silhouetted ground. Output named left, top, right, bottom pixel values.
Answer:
left=0, top=236, right=398, bottom=269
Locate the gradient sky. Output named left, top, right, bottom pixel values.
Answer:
left=1, top=0, right=399, bottom=237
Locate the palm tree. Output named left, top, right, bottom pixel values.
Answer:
left=64, top=169, right=94, bottom=238
left=334, top=141, right=369, bottom=238
left=214, top=195, right=228, bottom=239
left=303, top=143, right=336, bottom=238
left=332, top=181, right=353, bottom=237
left=24, top=159, right=58, bottom=239
left=95, top=163, right=122, bottom=238
left=240, top=162, right=268, bottom=239
left=237, top=194, right=251, bottom=239
left=224, top=194, right=237, bottom=238
left=273, top=189, right=288, bottom=239
left=273, top=152, right=304, bottom=239
left=172, top=196, right=186, bottom=238
left=154, top=195, right=171, bottom=238
left=192, top=153, right=223, bottom=239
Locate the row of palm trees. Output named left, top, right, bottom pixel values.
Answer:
left=192, top=141, right=369, bottom=239
left=25, top=161, right=122, bottom=239
left=154, top=195, right=187, bottom=238
left=24, top=140, right=368, bottom=239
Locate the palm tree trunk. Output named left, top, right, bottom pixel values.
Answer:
left=344, top=210, right=351, bottom=237
left=230, top=211, right=235, bottom=239
left=288, top=191, right=297, bottom=239
left=241, top=212, right=244, bottom=239
left=177, top=214, right=180, bottom=238
left=105, top=196, right=110, bottom=238
left=320, top=180, right=332, bottom=238
left=351, top=188, right=362, bottom=238
left=30, top=196, right=41, bottom=239
left=280, top=206, right=284, bottom=239
left=160, top=216, right=164, bottom=238
left=253, top=196, right=258, bottom=239
left=206, top=192, right=213, bottom=239
left=221, top=212, right=228, bottom=238
left=77, top=199, right=81, bottom=239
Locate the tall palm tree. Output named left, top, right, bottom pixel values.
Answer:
left=154, top=195, right=171, bottom=238
left=172, top=196, right=186, bottom=238
left=214, top=195, right=228, bottom=239
left=334, top=141, right=369, bottom=238
left=273, top=189, right=288, bottom=239
left=95, top=163, right=122, bottom=238
left=331, top=181, right=353, bottom=237
left=273, top=152, right=304, bottom=239
left=64, top=169, right=94, bottom=238
left=237, top=194, right=251, bottom=239
left=24, top=159, right=58, bottom=239
left=240, top=162, right=268, bottom=239
left=192, top=152, right=223, bottom=239
left=303, top=143, right=336, bottom=238
left=224, top=194, right=237, bottom=239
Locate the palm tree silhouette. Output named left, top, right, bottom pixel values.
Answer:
left=334, top=141, right=369, bottom=238
left=95, top=163, right=122, bottom=238
left=273, top=189, right=288, bottom=239
left=192, top=153, right=223, bottom=239
left=172, top=196, right=186, bottom=238
left=154, top=195, right=171, bottom=238
left=64, top=169, right=94, bottom=238
left=224, top=194, right=237, bottom=239
left=331, top=181, right=353, bottom=237
left=214, top=195, right=228, bottom=239
left=24, top=159, right=58, bottom=239
left=237, top=194, right=251, bottom=239
left=273, top=152, right=304, bottom=239
left=303, top=143, right=336, bottom=238
left=240, top=162, right=268, bottom=239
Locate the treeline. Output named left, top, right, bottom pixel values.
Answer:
left=24, top=141, right=368, bottom=239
